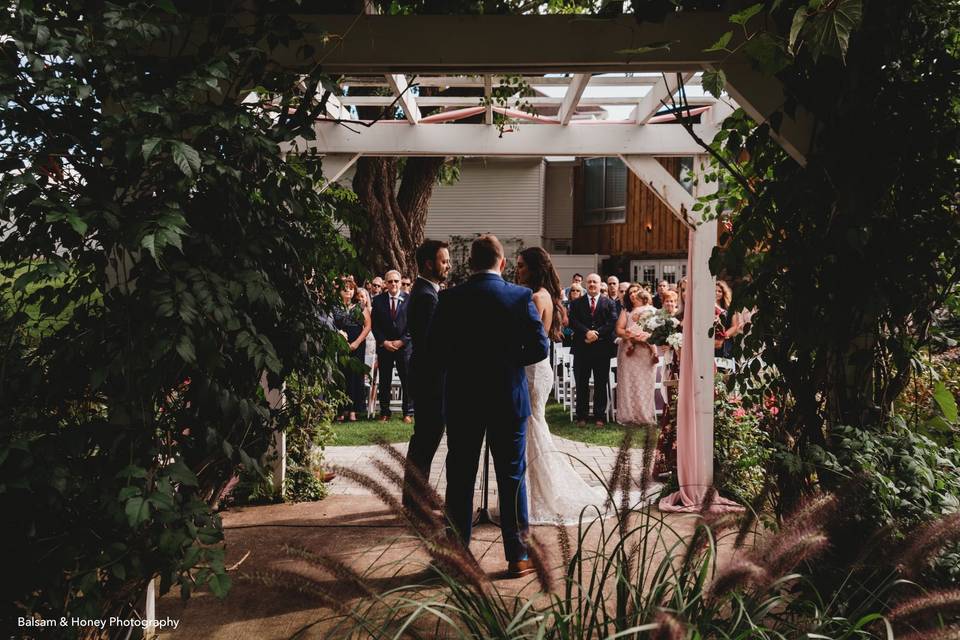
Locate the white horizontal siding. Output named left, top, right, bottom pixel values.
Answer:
left=425, top=158, right=544, bottom=247
left=543, top=164, right=574, bottom=239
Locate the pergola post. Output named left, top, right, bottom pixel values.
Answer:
left=688, top=154, right=718, bottom=489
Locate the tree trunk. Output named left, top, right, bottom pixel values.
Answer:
left=351, top=156, right=446, bottom=278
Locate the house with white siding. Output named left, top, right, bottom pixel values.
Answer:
left=419, top=154, right=691, bottom=287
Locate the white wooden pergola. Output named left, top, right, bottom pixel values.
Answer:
left=265, top=9, right=811, bottom=500
left=142, top=9, right=813, bottom=625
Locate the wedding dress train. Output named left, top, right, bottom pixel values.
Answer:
left=524, top=356, right=659, bottom=525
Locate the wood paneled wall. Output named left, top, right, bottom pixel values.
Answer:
left=572, top=157, right=688, bottom=257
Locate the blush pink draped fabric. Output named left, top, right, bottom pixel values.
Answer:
left=659, top=231, right=742, bottom=513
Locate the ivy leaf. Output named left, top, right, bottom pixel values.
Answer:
left=142, top=137, right=163, bottom=162
left=153, top=0, right=178, bottom=14
left=125, top=496, right=149, bottom=527
left=806, top=0, right=863, bottom=62
left=166, top=459, right=199, bottom=487
left=176, top=335, right=197, bottom=363
left=140, top=233, right=157, bottom=261
left=789, top=7, right=809, bottom=54
left=171, top=141, right=201, bottom=177
left=933, top=382, right=958, bottom=424
left=705, top=31, right=733, bottom=53
left=66, top=212, right=88, bottom=235
left=743, top=32, right=790, bottom=74
left=702, top=69, right=726, bottom=99
left=208, top=573, right=231, bottom=599
left=36, top=24, right=50, bottom=47
left=729, top=3, right=763, bottom=26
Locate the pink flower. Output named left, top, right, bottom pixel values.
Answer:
left=733, top=408, right=746, bottom=418
left=769, top=406, right=779, bottom=415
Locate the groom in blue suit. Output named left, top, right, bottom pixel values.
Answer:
left=428, top=235, right=549, bottom=576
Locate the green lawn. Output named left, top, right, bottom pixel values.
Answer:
left=328, top=403, right=645, bottom=449
left=330, top=416, right=414, bottom=446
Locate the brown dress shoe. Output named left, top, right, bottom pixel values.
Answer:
left=402, top=415, right=413, bottom=424
left=507, top=559, right=535, bottom=578
left=576, top=419, right=587, bottom=428
left=378, top=415, right=390, bottom=422
left=595, top=420, right=605, bottom=428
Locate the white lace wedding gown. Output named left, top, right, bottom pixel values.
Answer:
left=525, top=356, right=608, bottom=525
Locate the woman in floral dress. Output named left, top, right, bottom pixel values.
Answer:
left=615, top=285, right=658, bottom=425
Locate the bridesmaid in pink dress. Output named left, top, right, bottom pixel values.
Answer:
left=615, top=285, right=658, bottom=425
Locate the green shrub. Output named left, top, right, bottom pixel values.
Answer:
left=713, top=378, right=774, bottom=504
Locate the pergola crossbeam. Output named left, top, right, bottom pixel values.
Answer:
left=288, top=122, right=719, bottom=157
left=620, top=154, right=696, bottom=228
left=557, top=73, right=591, bottom=125
left=385, top=74, right=421, bottom=124
left=634, top=71, right=695, bottom=124
left=318, top=153, right=361, bottom=192
left=337, top=95, right=716, bottom=108
left=339, top=75, right=705, bottom=88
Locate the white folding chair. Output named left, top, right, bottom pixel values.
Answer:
left=715, top=357, right=736, bottom=373
left=554, top=344, right=570, bottom=404
left=654, top=355, right=666, bottom=418
left=366, top=355, right=378, bottom=416
left=606, top=356, right=618, bottom=423
left=390, top=366, right=404, bottom=413
left=567, top=354, right=577, bottom=421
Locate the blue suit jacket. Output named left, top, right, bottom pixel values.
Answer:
left=371, top=291, right=410, bottom=350
left=429, top=273, right=549, bottom=424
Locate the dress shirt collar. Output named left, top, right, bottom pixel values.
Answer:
left=416, top=275, right=440, bottom=292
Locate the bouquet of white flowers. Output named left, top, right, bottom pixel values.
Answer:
left=643, top=309, right=681, bottom=347
left=666, top=331, right=683, bottom=350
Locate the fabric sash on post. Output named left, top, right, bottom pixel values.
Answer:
left=659, top=230, right=742, bottom=513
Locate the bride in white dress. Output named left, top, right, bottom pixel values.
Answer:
left=515, top=248, right=609, bottom=525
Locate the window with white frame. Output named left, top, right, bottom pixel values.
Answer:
left=583, top=157, right=626, bottom=224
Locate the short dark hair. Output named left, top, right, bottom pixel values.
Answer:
left=573, top=273, right=583, bottom=279
left=468, top=234, right=504, bottom=271
left=415, top=239, right=449, bottom=271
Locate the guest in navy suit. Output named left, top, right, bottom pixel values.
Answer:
left=428, top=235, right=549, bottom=576
left=568, top=273, right=618, bottom=426
left=401, top=239, right=451, bottom=512
left=371, top=270, right=413, bottom=421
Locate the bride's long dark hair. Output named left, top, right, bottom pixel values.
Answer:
left=518, top=246, right=565, bottom=342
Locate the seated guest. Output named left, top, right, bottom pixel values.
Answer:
left=367, top=276, right=384, bottom=298
left=714, top=280, right=734, bottom=358
left=652, top=280, right=670, bottom=309
left=333, top=277, right=372, bottom=422
left=569, top=274, right=617, bottom=426
left=562, top=283, right=583, bottom=347
left=676, top=277, right=688, bottom=318
left=371, top=270, right=413, bottom=423
left=662, top=290, right=679, bottom=316
left=563, top=273, right=583, bottom=301
left=606, top=275, right=622, bottom=314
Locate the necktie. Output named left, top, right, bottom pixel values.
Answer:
left=390, top=297, right=397, bottom=319
left=590, top=296, right=596, bottom=315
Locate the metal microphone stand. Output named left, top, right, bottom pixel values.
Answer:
left=473, top=440, right=499, bottom=526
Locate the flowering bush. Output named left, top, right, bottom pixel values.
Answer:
left=713, top=378, right=775, bottom=504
